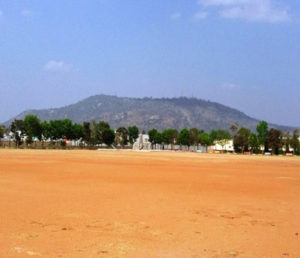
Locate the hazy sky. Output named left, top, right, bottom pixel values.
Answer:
left=1, top=0, right=300, bottom=126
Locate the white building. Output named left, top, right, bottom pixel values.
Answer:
left=213, top=139, right=234, bottom=152
left=133, top=134, right=151, bottom=150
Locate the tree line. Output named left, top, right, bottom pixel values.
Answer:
left=148, top=122, right=300, bottom=155
left=148, top=128, right=231, bottom=150
left=0, top=115, right=299, bottom=155
left=0, top=115, right=139, bottom=149
left=231, top=121, right=300, bottom=155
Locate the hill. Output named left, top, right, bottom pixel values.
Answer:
left=3, top=95, right=295, bottom=132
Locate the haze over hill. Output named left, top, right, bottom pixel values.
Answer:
left=4, top=95, right=295, bottom=132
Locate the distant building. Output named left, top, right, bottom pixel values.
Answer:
left=133, top=134, right=151, bottom=150
left=213, top=139, right=234, bottom=152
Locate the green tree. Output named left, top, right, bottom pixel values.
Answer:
left=148, top=128, right=157, bottom=143
left=92, top=121, right=116, bottom=147
left=116, top=127, right=128, bottom=148
left=148, top=128, right=159, bottom=149
left=154, top=132, right=163, bottom=145
left=161, top=129, right=178, bottom=149
left=256, top=121, right=269, bottom=152
left=43, top=119, right=71, bottom=146
left=233, top=127, right=250, bottom=153
left=102, top=128, right=115, bottom=146
left=71, top=123, right=83, bottom=141
left=209, top=130, right=217, bottom=143
left=48, top=120, right=63, bottom=141
left=10, top=119, right=25, bottom=147
left=24, top=115, right=42, bottom=146
left=93, top=121, right=110, bottom=145
left=128, top=126, right=139, bottom=145
left=41, top=121, right=51, bottom=142
left=291, top=129, right=300, bottom=155
left=268, top=128, right=282, bottom=155
left=249, top=133, right=259, bottom=153
left=189, top=128, right=199, bottom=146
left=0, top=125, right=4, bottom=138
left=82, top=122, right=92, bottom=146
left=40, top=121, right=51, bottom=147
left=60, top=119, right=74, bottom=140
left=198, top=132, right=211, bottom=152
left=178, top=128, right=190, bottom=147
left=0, top=125, right=5, bottom=146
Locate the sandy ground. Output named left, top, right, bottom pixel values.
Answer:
left=0, top=150, right=300, bottom=257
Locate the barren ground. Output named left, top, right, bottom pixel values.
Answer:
left=0, top=149, right=300, bottom=257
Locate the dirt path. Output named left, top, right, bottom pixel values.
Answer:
left=0, top=150, right=300, bottom=257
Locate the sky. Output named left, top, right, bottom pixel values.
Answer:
left=0, top=0, right=300, bottom=126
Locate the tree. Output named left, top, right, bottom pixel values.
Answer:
left=0, top=125, right=5, bottom=146
left=128, top=126, right=139, bottom=145
left=233, top=127, right=250, bottom=153
left=71, top=123, right=83, bottom=141
left=209, top=130, right=217, bottom=143
left=148, top=128, right=159, bottom=149
left=42, top=119, right=73, bottom=146
left=148, top=128, right=158, bottom=144
left=249, top=133, right=259, bottom=153
left=198, top=132, right=211, bottom=152
left=0, top=125, right=4, bottom=139
left=178, top=128, right=190, bottom=147
left=48, top=120, right=63, bottom=142
left=256, top=121, right=269, bottom=152
left=39, top=121, right=51, bottom=147
left=93, top=121, right=111, bottom=145
left=116, top=127, right=128, bottom=148
left=41, top=121, right=52, bottom=142
left=161, top=129, right=178, bottom=149
left=82, top=122, right=92, bottom=146
left=91, top=121, right=116, bottom=147
left=24, top=115, right=42, bottom=146
left=102, top=128, right=115, bottom=146
left=189, top=128, right=199, bottom=146
left=268, top=128, right=282, bottom=155
left=291, top=129, right=300, bottom=155
left=10, top=119, right=25, bottom=147
left=60, top=119, right=74, bottom=140
left=154, top=132, right=163, bottom=145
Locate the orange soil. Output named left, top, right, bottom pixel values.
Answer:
left=0, top=149, right=300, bottom=257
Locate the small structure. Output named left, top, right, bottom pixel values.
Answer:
left=213, top=139, right=234, bottom=152
left=133, top=134, right=151, bottom=150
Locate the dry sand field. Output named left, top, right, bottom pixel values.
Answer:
left=0, top=149, right=300, bottom=257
